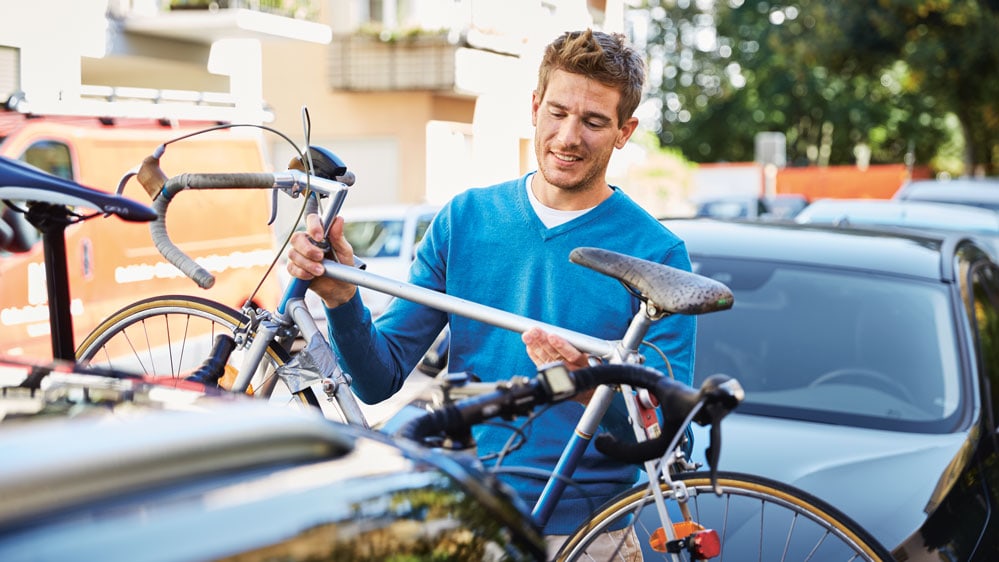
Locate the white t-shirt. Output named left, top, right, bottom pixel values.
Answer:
left=526, top=173, right=596, bottom=228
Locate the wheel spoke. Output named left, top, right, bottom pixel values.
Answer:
left=781, top=510, right=797, bottom=560
left=121, top=328, right=149, bottom=375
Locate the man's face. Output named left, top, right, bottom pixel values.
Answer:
left=532, top=69, right=638, bottom=194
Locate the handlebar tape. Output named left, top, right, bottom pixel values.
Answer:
left=396, top=404, right=468, bottom=444
left=185, top=334, right=237, bottom=387
left=571, top=364, right=701, bottom=464
left=149, top=173, right=276, bottom=289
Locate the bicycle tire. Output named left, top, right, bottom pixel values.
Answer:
left=557, top=470, right=892, bottom=562
left=75, top=295, right=333, bottom=414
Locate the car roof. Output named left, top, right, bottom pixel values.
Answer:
left=895, top=178, right=999, bottom=204
left=795, top=198, right=999, bottom=233
left=662, top=218, right=954, bottom=281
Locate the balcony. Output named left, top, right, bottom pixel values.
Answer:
left=112, top=0, right=330, bottom=45
left=329, top=33, right=459, bottom=92
left=167, top=1, right=317, bottom=19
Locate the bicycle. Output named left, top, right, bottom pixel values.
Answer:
left=74, top=123, right=893, bottom=561
left=75, top=130, right=373, bottom=425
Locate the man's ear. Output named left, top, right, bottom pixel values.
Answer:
left=615, top=116, right=639, bottom=149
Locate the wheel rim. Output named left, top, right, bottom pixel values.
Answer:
left=76, top=298, right=294, bottom=404
left=561, top=473, right=886, bottom=562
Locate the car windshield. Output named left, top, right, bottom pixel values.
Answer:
left=691, top=256, right=963, bottom=433
left=343, top=219, right=405, bottom=258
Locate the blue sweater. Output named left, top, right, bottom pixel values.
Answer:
left=325, top=173, right=696, bottom=534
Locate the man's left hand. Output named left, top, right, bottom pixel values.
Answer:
left=522, top=327, right=595, bottom=403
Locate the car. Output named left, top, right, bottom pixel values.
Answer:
left=0, top=357, right=545, bottom=561
left=662, top=218, right=999, bottom=560
left=794, top=197, right=999, bottom=255
left=893, top=177, right=999, bottom=213
left=693, top=193, right=808, bottom=221
left=341, top=203, right=441, bottom=316
left=338, top=203, right=451, bottom=377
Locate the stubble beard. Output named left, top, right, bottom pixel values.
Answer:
left=536, top=140, right=603, bottom=195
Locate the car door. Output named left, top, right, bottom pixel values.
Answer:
left=964, top=257, right=999, bottom=559
left=877, top=249, right=999, bottom=560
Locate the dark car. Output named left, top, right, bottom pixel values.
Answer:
left=693, top=193, right=809, bottom=221
left=0, top=361, right=545, bottom=562
left=894, top=177, right=999, bottom=212
left=662, top=218, right=999, bottom=561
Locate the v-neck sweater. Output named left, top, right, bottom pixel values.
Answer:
left=325, top=172, right=696, bottom=534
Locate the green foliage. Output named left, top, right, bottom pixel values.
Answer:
left=637, top=0, right=999, bottom=174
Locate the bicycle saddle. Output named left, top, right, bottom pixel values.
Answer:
left=0, top=156, right=156, bottom=222
left=570, top=246, right=734, bottom=316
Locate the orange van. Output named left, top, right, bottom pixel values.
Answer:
left=0, top=113, right=280, bottom=360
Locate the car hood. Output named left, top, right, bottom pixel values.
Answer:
left=689, top=413, right=971, bottom=550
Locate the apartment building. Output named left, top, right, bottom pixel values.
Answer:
left=2, top=1, right=628, bottom=214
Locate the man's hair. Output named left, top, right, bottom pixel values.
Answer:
left=536, top=29, right=645, bottom=126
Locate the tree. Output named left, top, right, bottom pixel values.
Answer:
left=866, top=0, right=999, bottom=175
left=637, top=0, right=999, bottom=175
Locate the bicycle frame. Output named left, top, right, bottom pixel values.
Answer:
left=319, top=261, right=663, bottom=525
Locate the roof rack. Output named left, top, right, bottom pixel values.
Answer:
left=5, top=85, right=273, bottom=124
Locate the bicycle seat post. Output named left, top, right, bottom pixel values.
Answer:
left=618, top=301, right=655, bottom=361
left=28, top=204, right=77, bottom=361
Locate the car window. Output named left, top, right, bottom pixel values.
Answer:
left=343, top=219, right=404, bottom=258
left=414, top=214, right=433, bottom=253
left=21, top=140, right=74, bottom=180
left=692, top=256, right=963, bottom=433
left=697, top=200, right=753, bottom=219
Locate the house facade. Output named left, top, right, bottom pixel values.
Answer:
left=1, top=0, right=629, bottom=221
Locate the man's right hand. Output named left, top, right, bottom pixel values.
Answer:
left=286, top=213, right=358, bottom=308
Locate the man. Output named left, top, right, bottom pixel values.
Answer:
left=287, top=29, right=695, bottom=560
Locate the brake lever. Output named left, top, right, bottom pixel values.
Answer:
left=694, top=375, right=744, bottom=496
left=267, top=188, right=279, bottom=226
left=707, top=415, right=722, bottom=494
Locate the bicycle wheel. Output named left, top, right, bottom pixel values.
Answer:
left=75, top=295, right=328, bottom=413
left=557, top=471, right=892, bottom=562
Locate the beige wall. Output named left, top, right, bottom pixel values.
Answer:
left=261, top=40, right=474, bottom=206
